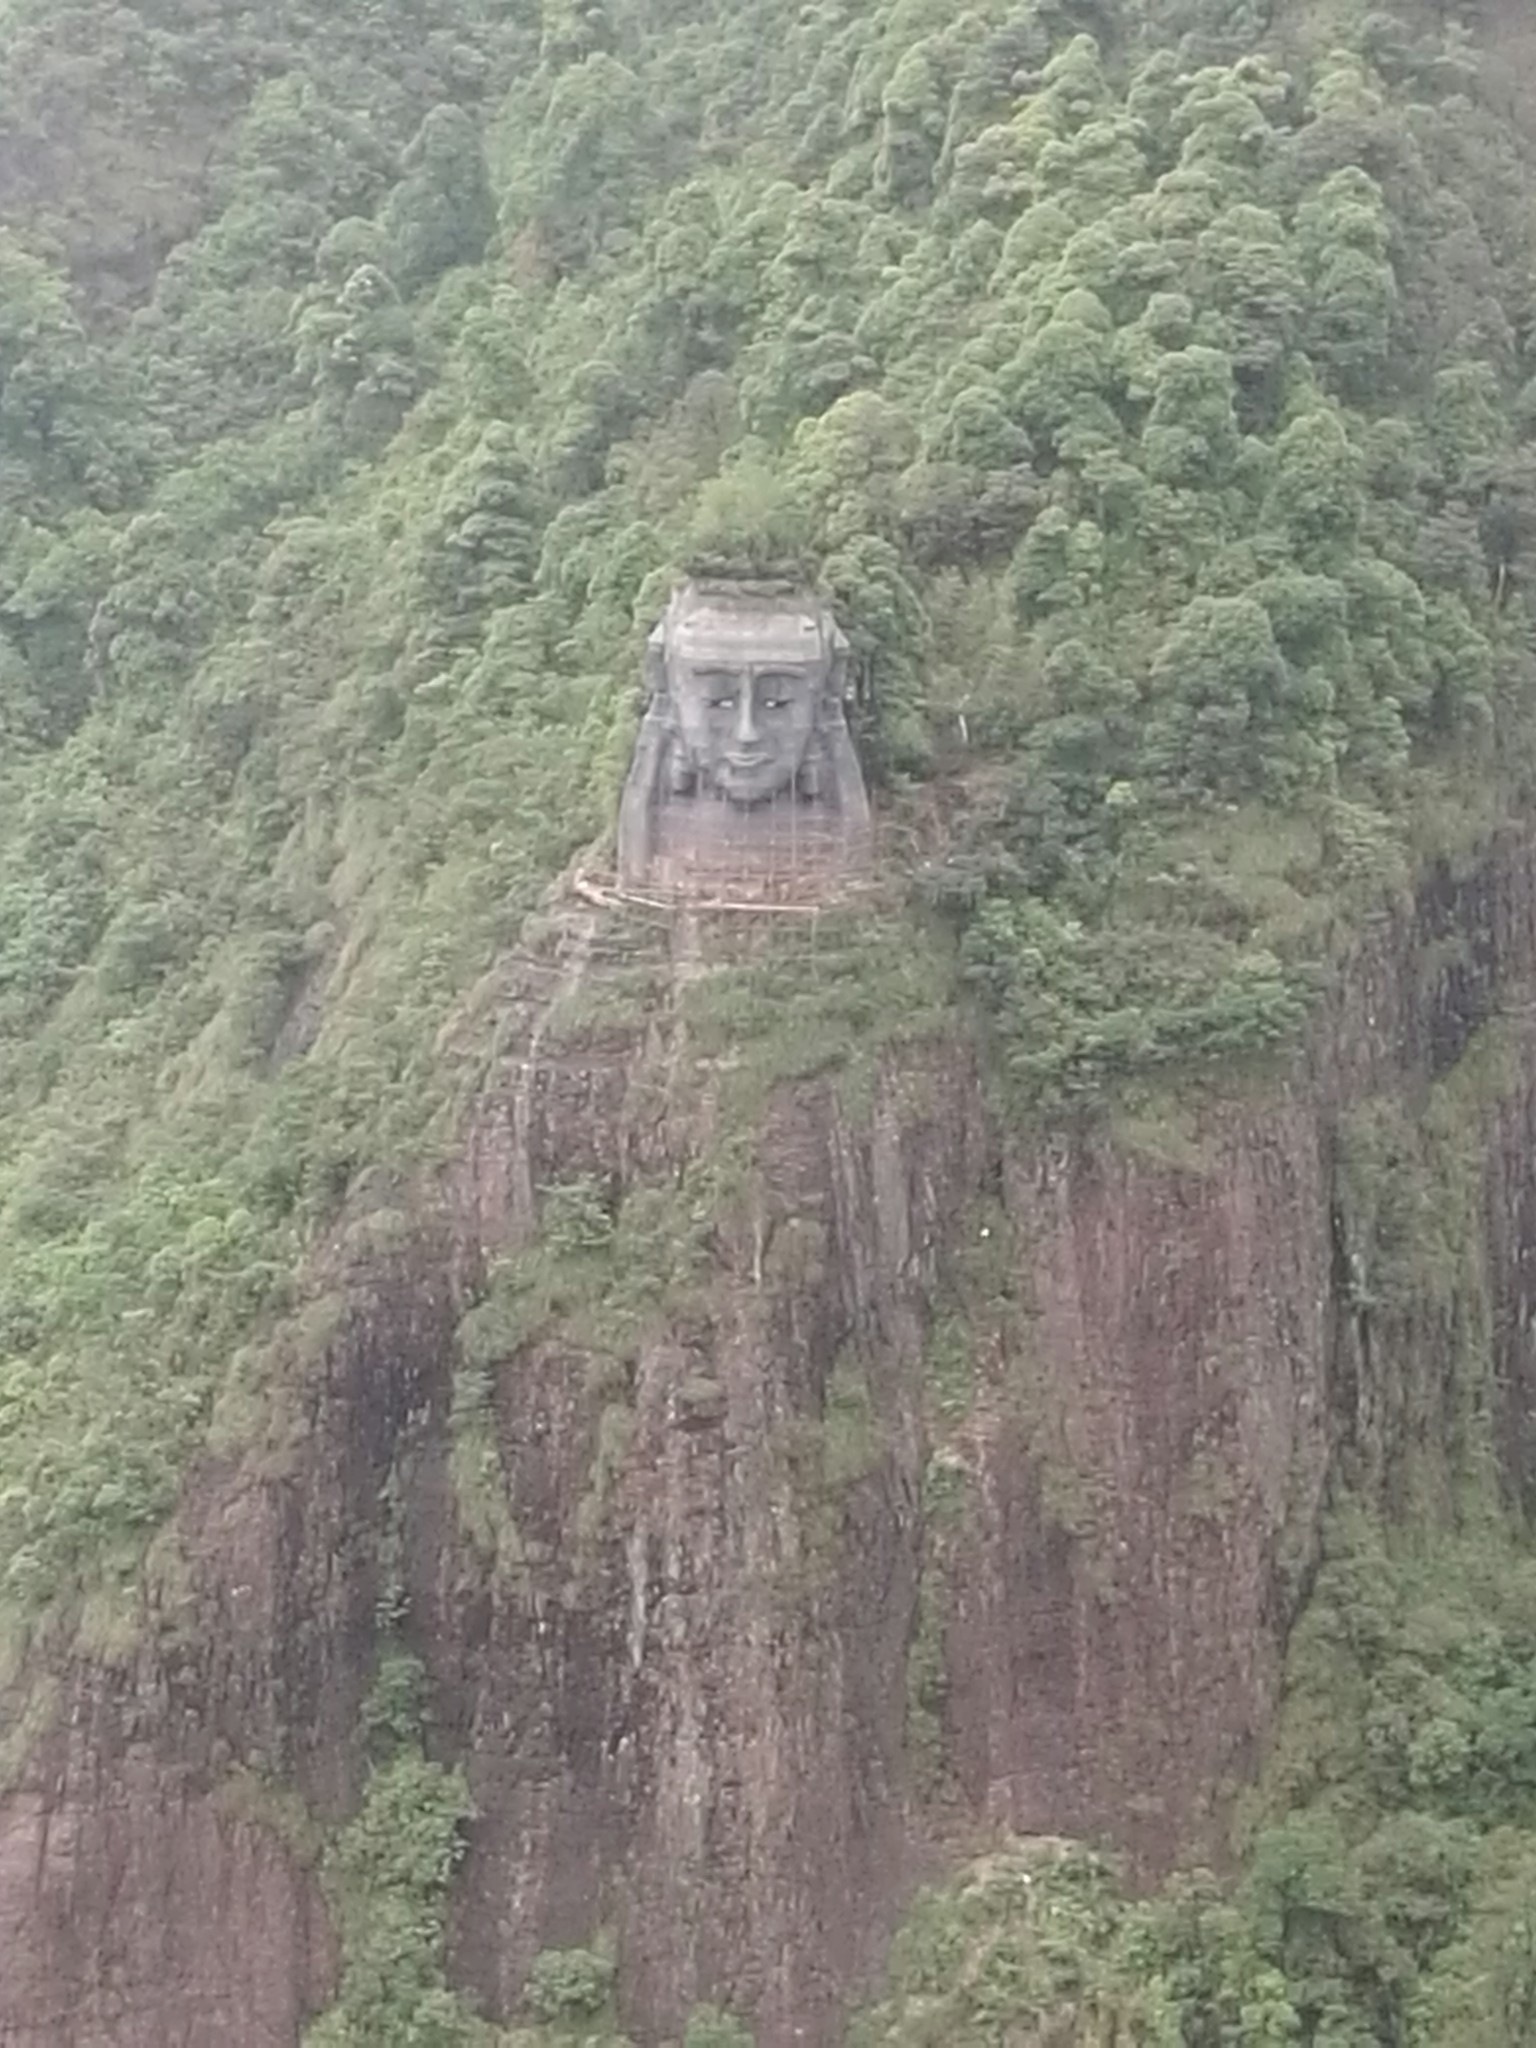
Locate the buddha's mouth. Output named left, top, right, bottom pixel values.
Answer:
left=715, top=756, right=793, bottom=803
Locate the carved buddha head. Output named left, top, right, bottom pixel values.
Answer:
left=658, top=585, right=843, bottom=806
left=617, top=579, right=870, bottom=895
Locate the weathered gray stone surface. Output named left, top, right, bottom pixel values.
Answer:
left=617, top=580, right=871, bottom=899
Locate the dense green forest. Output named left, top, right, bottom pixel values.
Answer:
left=4, top=0, right=1536, bottom=2037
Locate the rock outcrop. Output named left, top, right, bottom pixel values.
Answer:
left=4, top=836, right=1536, bottom=2046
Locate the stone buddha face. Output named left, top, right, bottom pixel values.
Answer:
left=664, top=594, right=829, bottom=806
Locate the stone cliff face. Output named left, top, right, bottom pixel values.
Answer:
left=4, top=839, right=1536, bottom=2047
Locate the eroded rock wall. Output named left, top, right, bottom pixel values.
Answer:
left=4, top=841, right=1536, bottom=2046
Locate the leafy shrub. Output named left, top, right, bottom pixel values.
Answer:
left=962, top=897, right=1307, bottom=1106
left=306, top=1657, right=478, bottom=2048
left=682, top=2005, right=753, bottom=2048
left=523, top=1947, right=616, bottom=2023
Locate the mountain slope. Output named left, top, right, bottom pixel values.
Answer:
left=4, top=0, right=1536, bottom=2041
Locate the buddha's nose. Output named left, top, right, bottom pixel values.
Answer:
left=734, top=687, right=760, bottom=746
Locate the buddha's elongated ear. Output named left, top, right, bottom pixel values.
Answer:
left=666, top=735, right=696, bottom=797
left=643, top=620, right=667, bottom=702
left=827, top=619, right=854, bottom=710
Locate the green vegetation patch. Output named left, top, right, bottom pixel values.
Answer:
left=305, top=1650, right=482, bottom=2048
left=677, top=908, right=958, bottom=1121
left=849, top=1840, right=1296, bottom=2046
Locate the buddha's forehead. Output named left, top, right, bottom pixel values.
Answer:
left=669, top=601, right=826, bottom=668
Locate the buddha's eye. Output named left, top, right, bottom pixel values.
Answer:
left=709, top=693, right=736, bottom=710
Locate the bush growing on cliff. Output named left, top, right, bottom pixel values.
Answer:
left=306, top=1655, right=482, bottom=2048
left=523, top=1948, right=617, bottom=2025
left=848, top=1841, right=1300, bottom=2044
left=682, top=2008, right=754, bottom=2048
